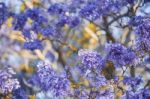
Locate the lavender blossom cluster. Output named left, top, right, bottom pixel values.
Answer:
left=0, top=68, right=20, bottom=95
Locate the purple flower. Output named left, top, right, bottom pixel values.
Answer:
left=23, top=40, right=43, bottom=50
left=135, top=18, right=150, bottom=54
left=135, top=38, right=150, bottom=55
left=12, top=88, right=28, bottom=99
left=52, top=73, right=70, bottom=96
left=79, top=0, right=133, bottom=21
left=31, top=22, right=42, bottom=33
left=68, top=16, right=80, bottom=28
left=123, top=76, right=142, bottom=87
left=79, top=1, right=101, bottom=21
left=73, top=87, right=89, bottom=99
left=48, top=3, right=68, bottom=15
left=106, top=43, right=137, bottom=67
left=28, top=74, right=41, bottom=88
left=31, top=16, right=48, bottom=33
left=0, top=2, right=8, bottom=28
left=56, top=14, right=69, bottom=27
left=78, top=49, right=104, bottom=73
left=95, top=89, right=114, bottom=99
left=135, top=19, right=150, bottom=38
left=41, top=26, right=56, bottom=37
left=35, top=16, right=48, bottom=24
left=143, top=89, right=150, bottom=98
left=121, top=89, right=150, bottom=99
left=123, top=48, right=138, bottom=65
left=25, top=8, right=40, bottom=20
left=86, top=73, right=107, bottom=87
left=0, top=68, right=20, bottom=94
left=12, top=13, right=27, bottom=30
left=121, top=91, right=141, bottom=99
left=29, top=62, right=70, bottom=97
left=22, top=29, right=31, bottom=39
left=129, top=16, right=143, bottom=26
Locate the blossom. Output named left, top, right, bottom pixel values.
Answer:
left=48, top=3, right=68, bottom=15
left=121, top=89, right=150, bottom=99
left=12, top=13, right=27, bottom=30
left=23, top=40, right=43, bottom=50
left=121, top=91, right=143, bottom=99
left=30, top=15, right=48, bottom=33
left=73, top=87, right=114, bottom=99
left=135, top=38, right=150, bottom=55
left=106, top=43, right=137, bottom=67
left=86, top=73, right=107, bottom=87
left=78, top=49, right=104, bottom=73
left=56, top=15, right=80, bottom=28
left=22, top=29, right=31, bottom=39
left=143, top=89, right=150, bottom=98
left=73, top=87, right=89, bottom=99
left=79, top=0, right=133, bottom=21
left=29, top=62, right=70, bottom=97
left=79, top=1, right=101, bottom=21
left=31, top=21, right=42, bottom=33
left=12, top=88, right=28, bottom=99
left=35, top=16, right=48, bottom=24
left=123, top=76, right=142, bottom=87
left=25, top=8, right=40, bottom=20
left=67, top=16, right=80, bottom=28
left=0, top=68, right=20, bottom=94
left=135, top=19, right=150, bottom=38
left=135, top=18, right=150, bottom=55
left=0, top=2, right=8, bottom=28
left=41, top=26, right=56, bottom=37
left=56, top=14, right=69, bottom=27
left=129, top=16, right=144, bottom=26
left=95, top=89, right=114, bottom=99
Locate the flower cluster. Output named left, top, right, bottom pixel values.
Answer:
left=23, top=40, right=43, bottom=50
left=0, top=2, right=8, bottom=28
left=12, top=88, right=28, bottom=99
left=78, top=49, right=104, bottom=72
left=121, top=89, right=150, bottom=99
left=78, top=49, right=104, bottom=73
left=135, top=18, right=150, bottom=55
left=79, top=0, right=134, bottom=21
left=29, top=62, right=70, bottom=97
left=86, top=72, right=107, bottom=87
left=12, top=13, right=27, bottom=30
left=0, top=68, right=20, bottom=94
left=123, top=76, right=142, bottom=87
left=106, top=43, right=137, bottom=67
left=0, top=0, right=135, bottom=51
